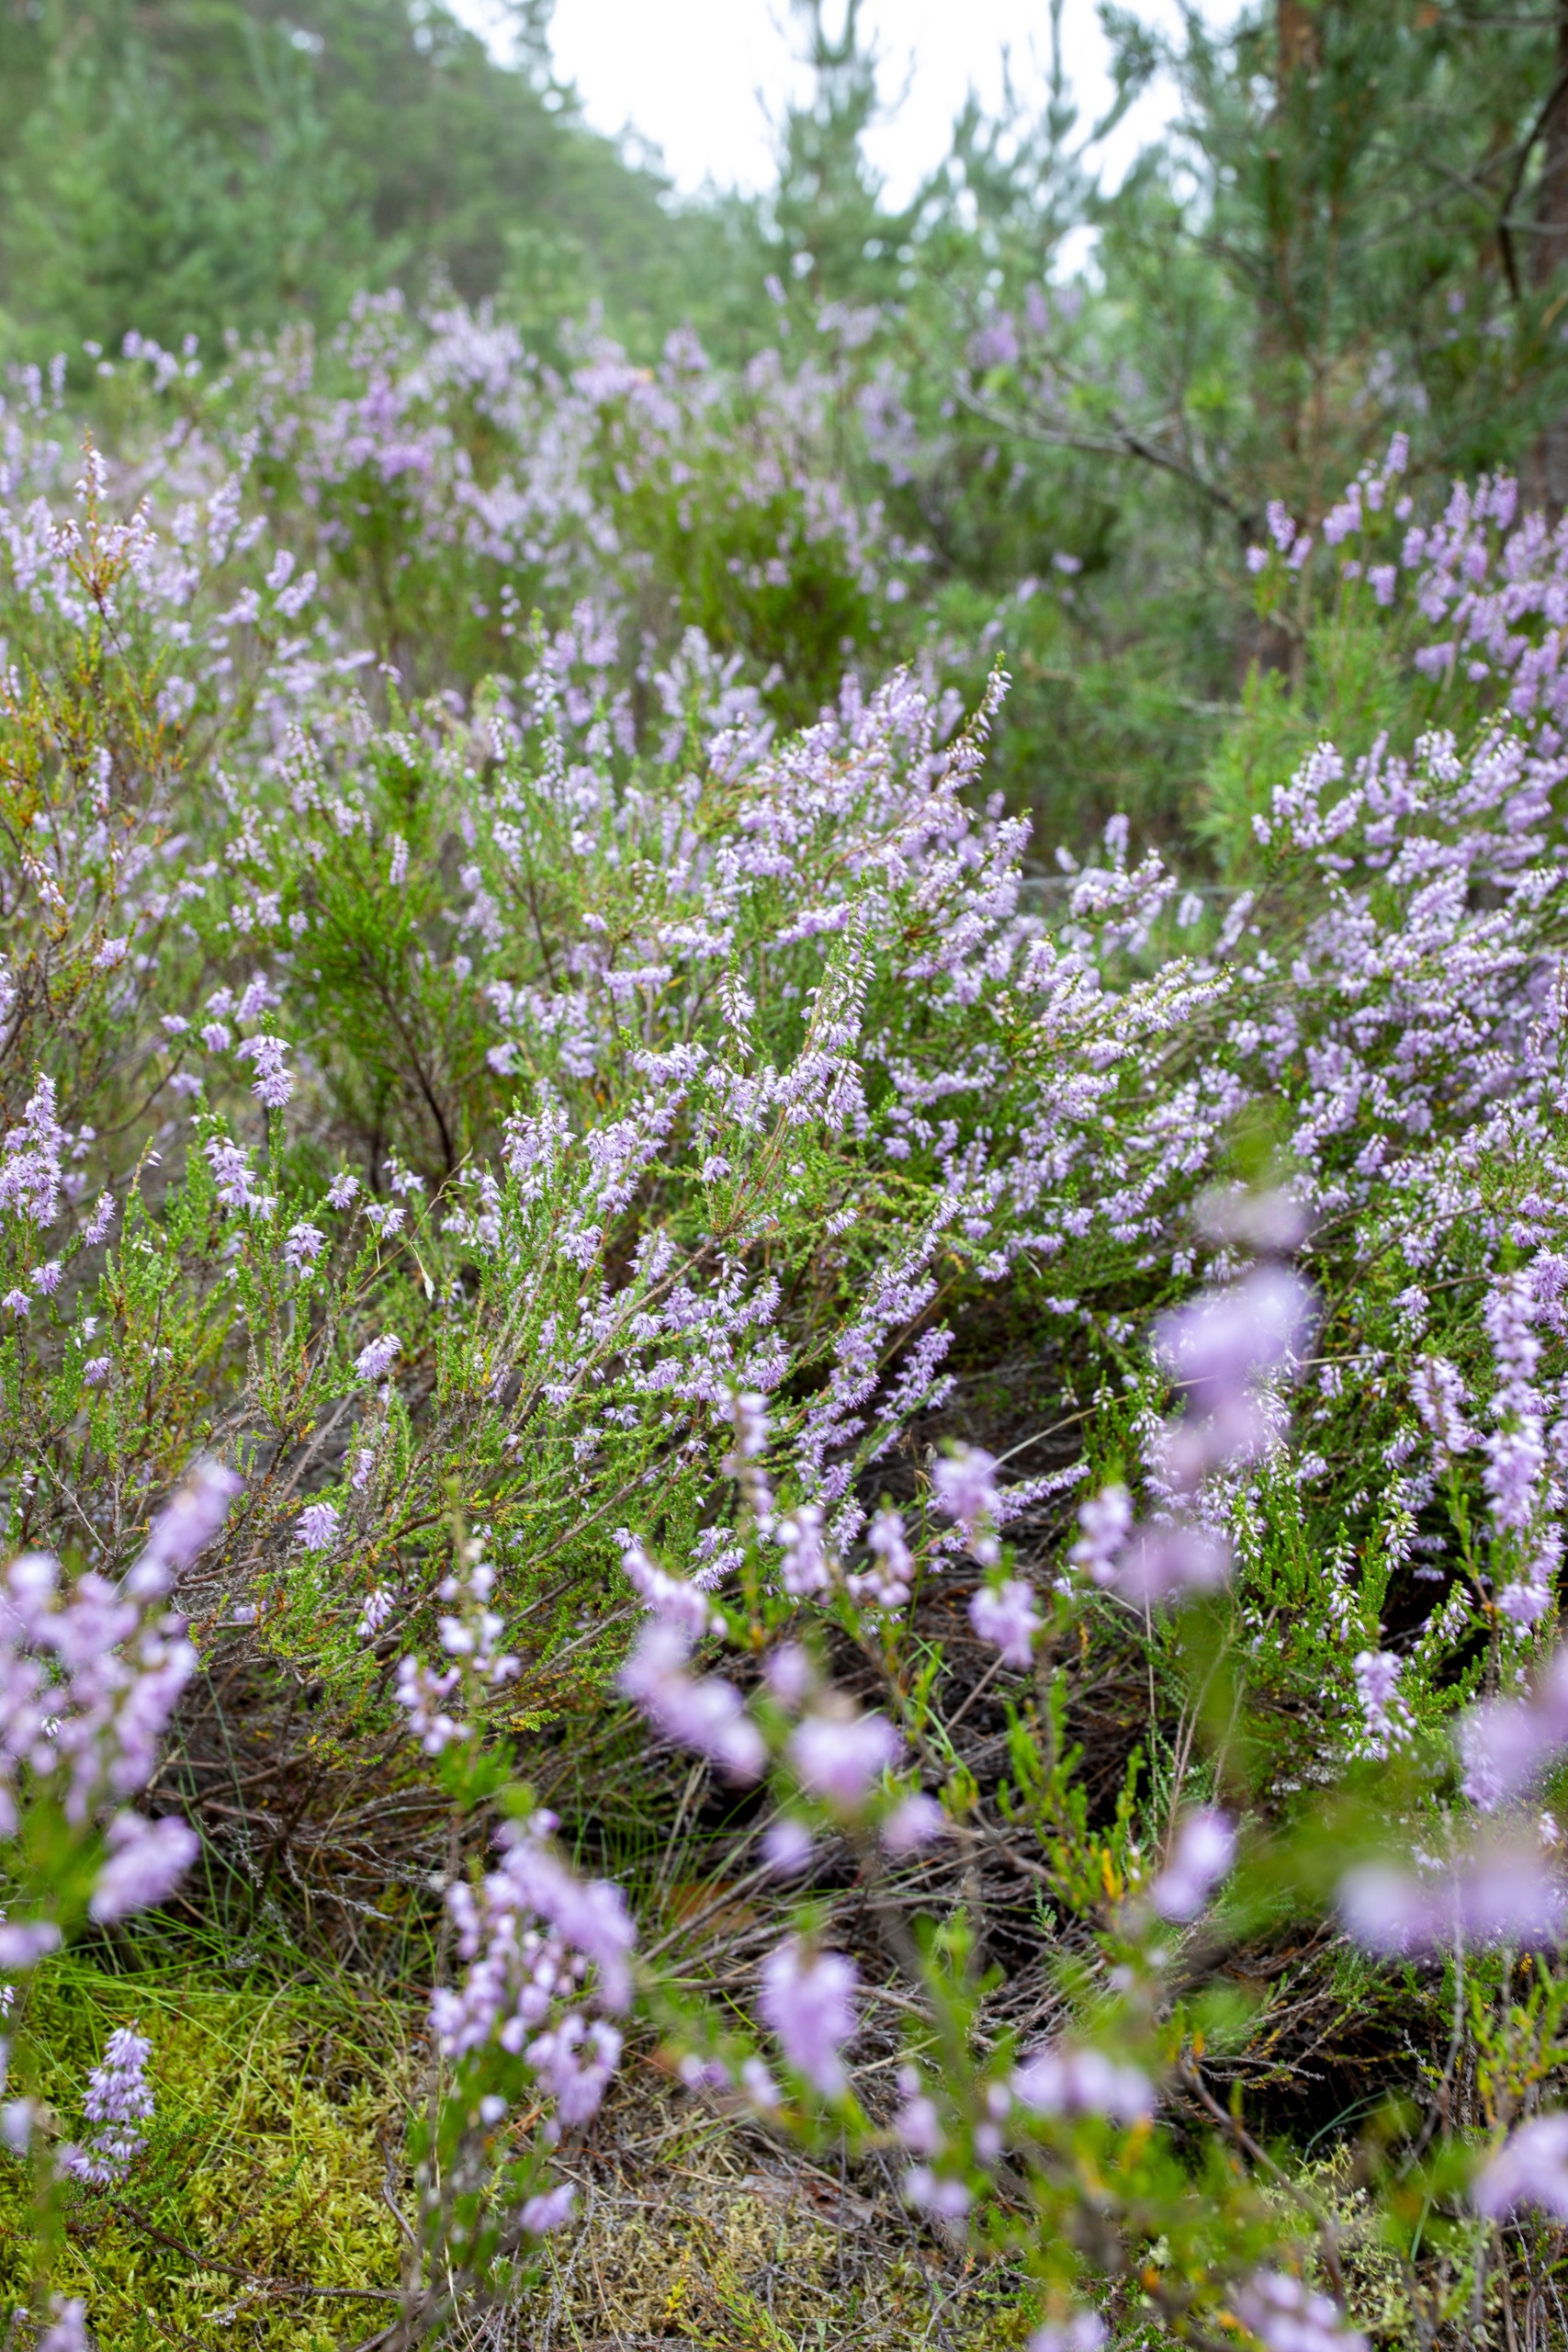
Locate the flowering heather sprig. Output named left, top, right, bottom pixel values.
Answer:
left=616, top=1620, right=764, bottom=1781
left=354, top=1332, right=400, bottom=1383
left=1232, top=2271, right=1368, bottom=2352
left=1473, top=2111, right=1568, bottom=2222
left=236, top=1030, right=294, bottom=1109
left=1151, top=1265, right=1316, bottom=1496
left=969, top=1576, right=1042, bottom=1668
left=1027, top=2320, right=1105, bottom=2352
left=64, top=2024, right=154, bottom=2186
left=1410, top=1355, right=1472, bottom=1463
left=758, top=1938, right=859, bottom=2098
left=1010, top=2042, right=1156, bottom=2123
left=1147, top=1809, right=1235, bottom=1924
left=1338, top=1838, right=1566, bottom=1955
left=295, top=1500, right=341, bottom=1552
left=932, top=1444, right=1002, bottom=1564
left=1351, top=1649, right=1412, bottom=1760
left=0, top=1464, right=237, bottom=2165
left=786, top=1707, right=901, bottom=1807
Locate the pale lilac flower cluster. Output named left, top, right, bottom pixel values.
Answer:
left=787, top=1708, right=901, bottom=1806
left=1339, top=1838, right=1566, bottom=1956
left=295, top=1500, right=341, bottom=1553
left=1027, top=2319, right=1105, bottom=2352
left=1350, top=1649, right=1412, bottom=1761
left=759, top=1937, right=859, bottom=2097
left=1473, top=2111, right=1568, bottom=2222
left=393, top=1552, right=519, bottom=1754
left=1232, top=2270, right=1368, bottom=2352
left=1011, top=2041, right=1156, bottom=2123
left=933, top=1444, right=1003, bottom=1564
left=63, top=2024, right=155, bottom=2186
left=969, top=1577, right=1042, bottom=1668
left=424, top=1807, right=635, bottom=2234
left=616, top=1617, right=763, bottom=1779
left=843, top=1507, right=913, bottom=1613
left=1061, top=1240, right=1315, bottom=1612
left=1147, top=1808, right=1236, bottom=1924
left=0, top=1463, right=238, bottom=2151
left=1459, top=1647, right=1568, bottom=1811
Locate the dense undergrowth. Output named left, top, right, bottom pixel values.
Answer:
left=6, top=295, right=1568, bottom=2352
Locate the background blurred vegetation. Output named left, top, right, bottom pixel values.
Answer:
left=4, top=0, right=1568, bottom=842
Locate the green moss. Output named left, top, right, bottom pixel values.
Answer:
left=0, top=1953, right=407, bottom=2348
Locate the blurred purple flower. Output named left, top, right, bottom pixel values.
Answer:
left=969, top=1576, right=1041, bottom=1668
left=1473, top=2111, right=1568, bottom=2221
left=89, top=1813, right=198, bottom=1922
left=1148, top=1808, right=1235, bottom=1923
left=788, top=1709, right=901, bottom=1806
left=759, top=1938, right=858, bottom=2098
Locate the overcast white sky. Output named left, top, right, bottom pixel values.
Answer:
left=455, top=2, right=1202, bottom=203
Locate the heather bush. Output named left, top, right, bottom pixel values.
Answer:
left=9, top=287, right=1568, bottom=2351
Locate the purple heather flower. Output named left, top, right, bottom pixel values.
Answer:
left=354, top=1332, right=400, bottom=1383
left=1340, top=1842, right=1566, bottom=1955
left=89, top=1813, right=198, bottom=1922
left=1352, top=1649, right=1408, bottom=1758
left=777, top=1502, right=829, bottom=1596
left=1069, top=1485, right=1132, bottom=1582
left=38, top=2300, right=88, bottom=2352
left=356, top=1586, right=397, bottom=1641
left=325, top=1171, right=360, bottom=1208
left=1113, top=1523, right=1231, bottom=1605
left=759, top=1938, right=858, bottom=2098
left=1473, top=2111, right=1568, bottom=2221
left=1155, top=1267, right=1315, bottom=1416
left=969, top=1576, right=1042, bottom=1668
left=762, top=1643, right=815, bottom=1710
left=1010, top=2042, right=1156, bottom=2123
left=620, top=1539, right=713, bottom=1637
left=527, top=2013, right=621, bottom=2126
left=902, top=2166, right=972, bottom=2219
left=1028, top=2320, right=1106, bottom=2352
left=1487, top=1273, right=1541, bottom=1415
left=520, top=2183, right=577, bottom=2235
left=617, top=1619, right=764, bottom=1781
left=0, top=1920, right=62, bottom=1970
left=893, top=2075, right=944, bottom=2157
left=295, top=1499, right=341, bottom=1553
left=64, top=2023, right=154, bottom=2185
left=761, top=1817, right=814, bottom=1876
left=1195, top=1186, right=1307, bottom=1254
left=1485, top=1424, right=1546, bottom=1534
left=740, top=2056, right=780, bottom=2109
left=283, top=1221, right=325, bottom=1272
left=787, top=1709, right=901, bottom=1807
left=395, top=1657, right=468, bottom=1754
left=1410, top=1354, right=1472, bottom=1460
left=203, top=1135, right=256, bottom=1211
left=1232, top=2272, right=1367, bottom=2352
left=881, top=1792, right=948, bottom=1853
left=132, top=1458, right=240, bottom=1592
left=1148, top=1808, right=1235, bottom=1923
left=932, top=1444, right=1002, bottom=1561
left=237, top=1031, right=293, bottom=1109
left=81, top=1356, right=112, bottom=1386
